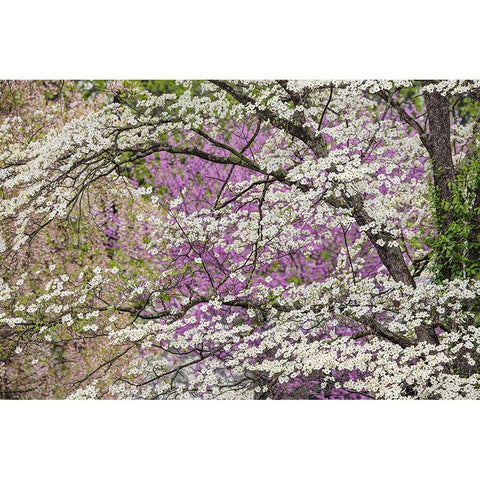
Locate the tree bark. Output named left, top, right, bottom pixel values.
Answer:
left=422, top=85, right=456, bottom=280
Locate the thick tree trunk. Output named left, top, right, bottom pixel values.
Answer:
left=422, top=85, right=456, bottom=280
left=423, top=89, right=456, bottom=219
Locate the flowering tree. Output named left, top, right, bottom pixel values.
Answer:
left=0, top=80, right=112, bottom=397
left=2, top=80, right=480, bottom=399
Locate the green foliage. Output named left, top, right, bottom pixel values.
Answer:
left=455, top=96, right=479, bottom=125
left=396, top=82, right=424, bottom=113
left=320, top=251, right=332, bottom=261
left=77, top=80, right=186, bottom=102
left=428, top=147, right=480, bottom=282
left=269, top=261, right=283, bottom=273
left=136, top=80, right=186, bottom=96
left=287, top=275, right=302, bottom=285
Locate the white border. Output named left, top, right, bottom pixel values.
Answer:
left=1, top=400, right=478, bottom=479
left=1, top=0, right=479, bottom=78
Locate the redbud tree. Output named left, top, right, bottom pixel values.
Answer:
left=2, top=80, right=480, bottom=399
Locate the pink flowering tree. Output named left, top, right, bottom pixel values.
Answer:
left=2, top=80, right=480, bottom=399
